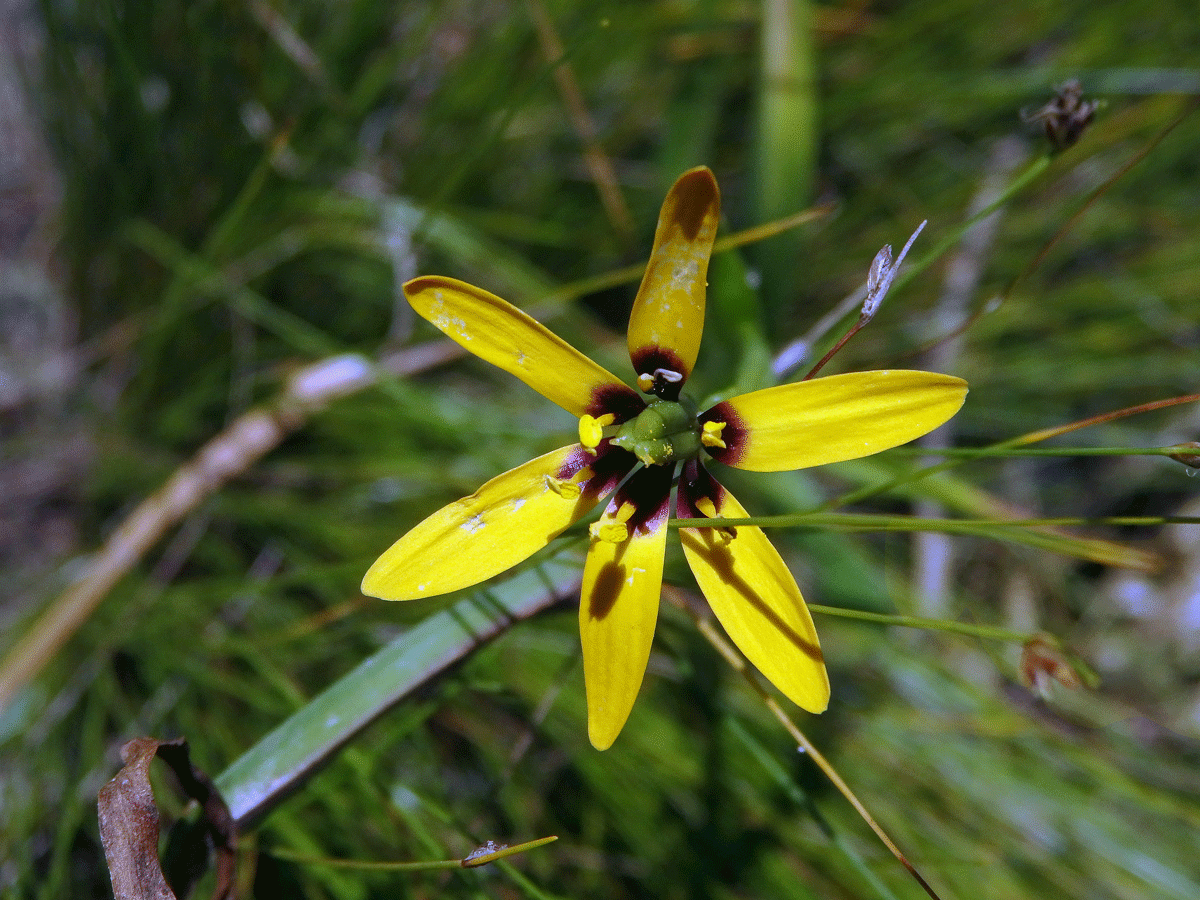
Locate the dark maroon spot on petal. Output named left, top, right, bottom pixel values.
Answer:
left=550, top=446, right=636, bottom=527
left=698, top=401, right=747, bottom=467
left=630, top=347, right=688, bottom=400
left=672, top=172, right=716, bottom=240
left=588, top=383, right=644, bottom=421
left=586, top=562, right=625, bottom=620
left=677, top=461, right=738, bottom=539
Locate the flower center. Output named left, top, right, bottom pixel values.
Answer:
left=579, top=388, right=729, bottom=468
left=608, top=396, right=702, bottom=467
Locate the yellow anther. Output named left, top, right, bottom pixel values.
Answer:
left=701, top=420, right=727, bottom=449
left=589, top=501, right=637, bottom=543
left=637, top=372, right=655, bottom=393
left=545, top=474, right=584, bottom=499
left=578, top=413, right=616, bottom=453
left=591, top=520, right=629, bottom=542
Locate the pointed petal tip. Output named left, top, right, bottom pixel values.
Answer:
left=773, top=664, right=830, bottom=715
left=359, top=568, right=388, bottom=601
left=360, top=558, right=435, bottom=603
left=663, top=166, right=720, bottom=239
left=361, top=564, right=426, bottom=602
left=587, top=720, right=618, bottom=751
left=797, top=680, right=831, bottom=715
left=360, top=556, right=412, bottom=601
left=781, top=654, right=831, bottom=714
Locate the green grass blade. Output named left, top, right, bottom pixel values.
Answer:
left=217, top=554, right=582, bottom=828
left=754, top=0, right=817, bottom=314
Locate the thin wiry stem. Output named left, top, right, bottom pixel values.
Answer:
left=914, top=136, right=1026, bottom=615
left=801, top=221, right=926, bottom=381
left=265, top=835, right=559, bottom=871
left=663, top=585, right=944, bottom=900
left=525, top=0, right=633, bottom=241
left=821, top=391, right=1200, bottom=514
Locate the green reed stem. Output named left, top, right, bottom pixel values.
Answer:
left=670, top=512, right=1200, bottom=531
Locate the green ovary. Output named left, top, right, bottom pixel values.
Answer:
left=610, top=397, right=702, bottom=467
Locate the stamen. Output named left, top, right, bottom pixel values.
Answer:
left=700, top=420, right=727, bottom=449
left=545, top=474, right=585, bottom=499
left=578, top=413, right=616, bottom=453
left=695, top=496, right=735, bottom=543
left=590, top=500, right=637, bottom=543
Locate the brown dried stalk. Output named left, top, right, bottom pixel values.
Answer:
left=0, top=340, right=462, bottom=709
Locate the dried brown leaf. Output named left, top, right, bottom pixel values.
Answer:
left=98, top=737, right=236, bottom=900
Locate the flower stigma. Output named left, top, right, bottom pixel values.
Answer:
left=637, top=366, right=685, bottom=396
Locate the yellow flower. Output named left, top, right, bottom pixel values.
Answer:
left=362, top=167, right=967, bottom=749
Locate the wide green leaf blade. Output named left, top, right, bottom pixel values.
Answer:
left=217, top=554, right=582, bottom=828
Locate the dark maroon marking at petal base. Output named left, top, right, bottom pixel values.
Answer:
left=612, top=462, right=675, bottom=535
left=698, top=401, right=747, bottom=467
left=588, top=382, right=645, bottom=421
left=558, top=443, right=638, bottom=497
left=629, top=347, right=688, bottom=400
left=677, top=458, right=724, bottom=520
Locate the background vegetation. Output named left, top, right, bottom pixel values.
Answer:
left=3, top=0, right=1199, bottom=897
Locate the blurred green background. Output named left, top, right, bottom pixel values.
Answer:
left=2, top=0, right=1200, bottom=897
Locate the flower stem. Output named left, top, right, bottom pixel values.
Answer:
left=670, top=512, right=1200, bottom=530
left=889, top=444, right=1199, bottom=459
left=804, top=605, right=1030, bottom=642
left=264, top=835, right=558, bottom=872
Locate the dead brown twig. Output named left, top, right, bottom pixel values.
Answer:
left=0, top=339, right=462, bottom=710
